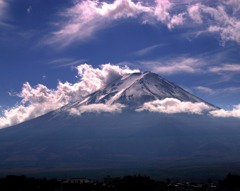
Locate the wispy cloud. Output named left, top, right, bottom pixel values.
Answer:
left=27, top=5, right=32, bottom=13
left=48, top=0, right=189, bottom=47
left=195, top=86, right=240, bottom=95
left=48, top=0, right=152, bottom=46
left=187, top=2, right=240, bottom=44
left=131, top=44, right=165, bottom=57
left=209, top=64, right=240, bottom=73
left=195, top=86, right=215, bottom=95
left=139, top=56, right=205, bottom=74
left=0, top=0, right=8, bottom=25
left=49, top=58, right=87, bottom=68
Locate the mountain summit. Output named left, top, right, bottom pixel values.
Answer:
left=62, top=72, right=216, bottom=113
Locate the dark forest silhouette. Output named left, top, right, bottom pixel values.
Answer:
left=1, top=173, right=240, bottom=191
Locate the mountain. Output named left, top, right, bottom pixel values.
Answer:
left=0, top=72, right=239, bottom=179
left=60, top=71, right=216, bottom=112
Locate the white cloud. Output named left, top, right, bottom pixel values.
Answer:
left=210, top=104, right=240, bottom=118
left=0, top=64, right=139, bottom=128
left=136, top=98, right=213, bottom=114
left=68, top=103, right=125, bottom=116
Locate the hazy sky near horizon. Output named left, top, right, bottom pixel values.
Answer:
left=1, top=0, right=240, bottom=127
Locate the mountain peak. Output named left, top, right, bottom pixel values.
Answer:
left=67, top=71, right=216, bottom=110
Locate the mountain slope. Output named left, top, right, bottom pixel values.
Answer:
left=0, top=112, right=240, bottom=178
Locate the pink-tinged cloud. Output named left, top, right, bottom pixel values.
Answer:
left=188, top=2, right=240, bottom=44
left=154, top=0, right=172, bottom=22
left=49, top=0, right=240, bottom=46
left=50, top=0, right=152, bottom=46
left=188, top=3, right=203, bottom=24
left=49, top=0, right=188, bottom=46
left=167, top=13, right=185, bottom=29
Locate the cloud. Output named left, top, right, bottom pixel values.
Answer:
left=0, top=0, right=7, bottom=24
left=136, top=98, right=213, bottom=114
left=195, top=86, right=215, bottom=95
left=0, top=64, right=139, bottom=128
left=27, top=5, right=32, bottom=13
left=194, top=86, right=240, bottom=99
left=42, top=75, right=46, bottom=80
left=209, top=64, right=240, bottom=73
left=167, top=13, right=185, bottom=29
left=68, top=103, right=125, bottom=116
left=49, top=0, right=152, bottom=46
left=48, top=0, right=240, bottom=46
left=187, top=3, right=202, bottom=24
left=187, top=2, right=240, bottom=44
left=154, top=0, right=172, bottom=23
left=49, top=0, right=191, bottom=46
left=131, top=44, right=164, bottom=56
left=195, top=86, right=240, bottom=96
left=49, top=58, right=87, bottom=68
left=140, top=56, right=205, bottom=74
left=46, top=0, right=240, bottom=47
left=210, top=104, right=240, bottom=118
left=224, top=0, right=240, bottom=13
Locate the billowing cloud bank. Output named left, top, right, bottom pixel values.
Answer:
left=210, top=105, right=240, bottom=118
left=0, top=64, right=139, bottom=128
left=136, top=98, right=240, bottom=119
left=136, top=98, right=213, bottom=114
left=50, top=0, right=240, bottom=46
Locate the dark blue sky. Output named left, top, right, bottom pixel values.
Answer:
left=1, top=0, right=240, bottom=127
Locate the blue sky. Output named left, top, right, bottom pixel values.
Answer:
left=0, top=0, right=240, bottom=127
